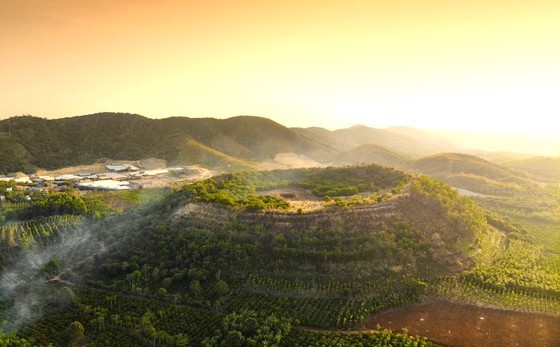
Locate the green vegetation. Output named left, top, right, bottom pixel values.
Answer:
left=475, top=191, right=560, bottom=224
left=202, top=309, right=292, bottom=346
left=186, top=173, right=290, bottom=210
left=1, top=163, right=559, bottom=346
left=187, top=165, right=408, bottom=210
left=432, top=276, right=560, bottom=316
left=0, top=334, right=37, bottom=346
left=0, top=113, right=332, bottom=174
left=502, top=156, right=560, bottom=182
left=409, top=153, right=534, bottom=196
left=410, top=175, right=488, bottom=245
left=465, top=239, right=560, bottom=295
left=284, top=329, right=438, bottom=347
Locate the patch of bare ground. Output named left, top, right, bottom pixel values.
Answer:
left=257, top=187, right=326, bottom=212
left=34, top=163, right=108, bottom=176
left=365, top=301, right=560, bottom=347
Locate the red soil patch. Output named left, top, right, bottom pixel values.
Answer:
left=365, top=302, right=560, bottom=347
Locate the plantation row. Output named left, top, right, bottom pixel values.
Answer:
left=474, top=192, right=560, bottom=224
left=522, top=223, right=560, bottom=253
left=465, top=239, right=560, bottom=295
left=0, top=215, right=84, bottom=266
left=282, top=329, right=438, bottom=347
left=3, top=283, right=441, bottom=346
left=15, top=285, right=221, bottom=346
left=430, top=276, right=560, bottom=316
left=223, top=287, right=422, bottom=330
left=244, top=274, right=427, bottom=300
left=0, top=215, right=83, bottom=247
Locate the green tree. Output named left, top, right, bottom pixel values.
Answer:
left=213, top=280, right=230, bottom=297
left=189, top=279, right=202, bottom=297
left=157, top=287, right=168, bottom=298
left=65, top=321, right=85, bottom=346
left=203, top=310, right=292, bottom=347
left=41, top=257, right=60, bottom=276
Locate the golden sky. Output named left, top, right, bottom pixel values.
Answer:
left=1, top=0, right=559, bottom=135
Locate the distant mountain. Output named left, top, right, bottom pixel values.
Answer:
left=501, top=156, right=560, bottom=182
left=409, top=153, right=519, bottom=180
left=4, top=112, right=553, bottom=179
left=408, top=153, right=533, bottom=196
left=431, top=130, right=560, bottom=157
left=329, top=144, right=410, bottom=168
left=0, top=113, right=334, bottom=174
left=463, top=150, right=533, bottom=164
left=293, top=124, right=462, bottom=158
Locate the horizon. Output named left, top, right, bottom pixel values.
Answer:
left=2, top=1, right=560, bottom=137
left=1, top=111, right=558, bottom=157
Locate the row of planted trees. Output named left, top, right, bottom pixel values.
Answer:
left=431, top=276, right=560, bottom=316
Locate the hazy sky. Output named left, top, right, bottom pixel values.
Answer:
left=2, top=0, right=559, bottom=134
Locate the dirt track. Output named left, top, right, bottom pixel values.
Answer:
left=366, top=302, right=560, bottom=347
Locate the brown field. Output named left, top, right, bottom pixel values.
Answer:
left=365, top=301, right=560, bottom=347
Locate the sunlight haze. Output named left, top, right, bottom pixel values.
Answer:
left=1, top=0, right=559, bottom=135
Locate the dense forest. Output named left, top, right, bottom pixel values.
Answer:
left=1, top=163, right=558, bottom=346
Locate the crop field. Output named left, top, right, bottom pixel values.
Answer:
left=522, top=223, right=560, bottom=253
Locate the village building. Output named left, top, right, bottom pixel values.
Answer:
left=78, top=180, right=131, bottom=191
left=105, top=164, right=139, bottom=172
left=54, top=174, right=83, bottom=182
left=142, top=169, right=170, bottom=176
left=97, top=172, right=127, bottom=180
left=76, top=172, right=98, bottom=179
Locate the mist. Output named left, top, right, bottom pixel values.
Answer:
left=431, top=129, right=560, bottom=157
left=0, top=221, right=106, bottom=332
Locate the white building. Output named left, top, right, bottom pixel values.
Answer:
left=105, top=164, right=139, bottom=172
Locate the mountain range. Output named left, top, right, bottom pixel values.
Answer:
left=0, top=113, right=558, bottom=187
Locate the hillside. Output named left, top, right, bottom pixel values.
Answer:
left=293, top=124, right=462, bottom=158
left=1, top=164, right=559, bottom=346
left=0, top=165, right=491, bottom=345
left=5, top=113, right=552, bottom=177
left=409, top=153, right=534, bottom=196
left=329, top=144, right=410, bottom=168
left=501, top=156, right=560, bottom=182
left=0, top=113, right=334, bottom=174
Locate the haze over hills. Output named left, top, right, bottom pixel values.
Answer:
left=431, top=129, right=560, bottom=157
left=500, top=157, right=560, bottom=182
left=329, top=144, right=411, bottom=168
left=0, top=113, right=558, bottom=181
left=292, top=125, right=462, bottom=158
left=408, top=153, right=536, bottom=196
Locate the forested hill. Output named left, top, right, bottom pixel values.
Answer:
left=408, top=153, right=536, bottom=196
left=0, top=165, right=490, bottom=345
left=0, top=113, right=335, bottom=174
left=2, top=164, right=559, bottom=346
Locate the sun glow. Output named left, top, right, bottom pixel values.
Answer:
left=1, top=0, right=559, bottom=136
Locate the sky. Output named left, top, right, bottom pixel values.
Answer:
left=1, top=0, right=560, bottom=136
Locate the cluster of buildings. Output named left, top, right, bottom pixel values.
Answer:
left=0, top=163, right=189, bottom=191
